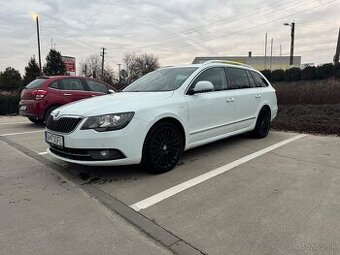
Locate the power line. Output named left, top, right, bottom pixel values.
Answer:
left=133, top=0, right=314, bottom=49
left=123, top=0, right=330, bottom=52
left=161, top=0, right=339, bottom=53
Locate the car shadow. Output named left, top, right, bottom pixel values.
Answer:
left=59, top=133, right=252, bottom=184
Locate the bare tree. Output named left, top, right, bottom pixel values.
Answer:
left=122, top=53, right=160, bottom=83
left=80, top=54, right=101, bottom=78
left=80, top=54, right=116, bottom=84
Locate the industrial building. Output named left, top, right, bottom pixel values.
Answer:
left=192, top=54, right=301, bottom=71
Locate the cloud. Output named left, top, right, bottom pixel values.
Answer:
left=0, top=0, right=339, bottom=75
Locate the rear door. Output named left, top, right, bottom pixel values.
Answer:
left=226, top=67, right=260, bottom=130
left=84, top=79, right=110, bottom=97
left=60, top=78, right=92, bottom=104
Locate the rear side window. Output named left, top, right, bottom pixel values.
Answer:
left=61, top=78, right=85, bottom=91
left=192, top=67, right=227, bottom=91
left=87, top=80, right=109, bottom=93
left=26, top=79, right=46, bottom=89
left=246, top=71, right=256, bottom=88
left=250, top=71, right=269, bottom=87
left=227, top=68, right=250, bottom=89
left=48, top=81, right=59, bottom=89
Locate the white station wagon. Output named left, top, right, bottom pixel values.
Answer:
left=45, top=60, right=278, bottom=173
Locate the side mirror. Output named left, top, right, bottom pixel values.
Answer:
left=108, top=89, right=115, bottom=94
left=189, top=81, right=214, bottom=95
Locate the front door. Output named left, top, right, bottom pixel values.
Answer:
left=185, top=67, right=236, bottom=145
left=60, top=78, right=92, bottom=105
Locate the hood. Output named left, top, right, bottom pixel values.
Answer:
left=56, top=91, right=174, bottom=117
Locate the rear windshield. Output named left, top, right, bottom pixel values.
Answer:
left=26, top=78, right=47, bottom=89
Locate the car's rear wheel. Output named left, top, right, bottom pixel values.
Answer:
left=250, top=108, right=271, bottom=138
left=28, top=117, right=44, bottom=125
left=142, top=122, right=184, bottom=174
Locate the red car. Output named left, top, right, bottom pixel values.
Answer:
left=19, top=76, right=115, bottom=124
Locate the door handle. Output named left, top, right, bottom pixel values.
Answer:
left=255, top=95, right=261, bottom=99
left=63, top=93, right=72, bottom=96
left=226, top=98, right=235, bottom=103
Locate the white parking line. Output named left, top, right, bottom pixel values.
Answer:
left=0, top=121, right=28, bottom=125
left=0, top=130, right=44, bottom=137
left=130, top=134, right=307, bottom=211
left=38, top=151, right=48, bottom=155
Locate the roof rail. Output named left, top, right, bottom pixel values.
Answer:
left=203, top=60, right=253, bottom=69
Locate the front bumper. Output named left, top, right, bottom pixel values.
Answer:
left=46, top=117, right=148, bottom=166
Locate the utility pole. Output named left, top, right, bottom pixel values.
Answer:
left=334, top=27, right=340, bottom=64
left=280, top=44, right=282, bottom=69
left=117, top=64, right=121, bottom=81
left=264, top=33, right=268, bottom=70
left=100, top=47, right=106, bottom=79
left=290, top=22, right=295, bottom=65
left=284, top=22, right=295, bottom=65
left=35, top=15, right=42, bottom=72
left=270, top=38, right=273, bottom=71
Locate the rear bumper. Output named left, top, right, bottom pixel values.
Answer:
left=19, top=100, right=44, bottom=119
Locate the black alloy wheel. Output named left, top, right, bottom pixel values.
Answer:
left=250, top=109, right=271, bottom=138
left=142, top=122, right=183, bottom=174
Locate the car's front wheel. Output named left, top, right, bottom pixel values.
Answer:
left=142, top=122, right=184, bottom=174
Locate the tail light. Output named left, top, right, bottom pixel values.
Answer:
left=31, top=89, right=47, bottom=100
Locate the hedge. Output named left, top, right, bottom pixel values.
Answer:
left=260, top=63, right=340, bottom=82
left=271, top=69, right=285, bottom=82
left=0, top=94, right=20, bottom=115
left=302, top=66, right=316, bottom=80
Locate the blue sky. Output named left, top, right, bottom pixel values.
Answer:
left=0, top=0, right=339, bottom=75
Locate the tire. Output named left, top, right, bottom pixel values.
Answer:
left=250, top=108, right=271, bottom=138
left=44, top=106, right=59, bottom=123
left=142, top=122, right=184, bottom=174
left=28, top=117, right=44, bottom=125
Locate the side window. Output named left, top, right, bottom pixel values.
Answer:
left=87, top=80, right=109, bottom=93
left=192, top=68, right=227, bottom=91
left=227, top=68, right=250, bottom=89
left=250, top=71, right=269, bottom=87
left=48, top=81, right=59, bottom=89
left=246, top=71, right=256, bottom=88
left=61, top=79, right=85, bottom=91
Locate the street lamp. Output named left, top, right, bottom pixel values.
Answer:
left=284, top=22, right=295, bottom=66
left=32, top=13, right=42, bottom=72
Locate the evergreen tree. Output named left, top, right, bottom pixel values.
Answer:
left=43, top=49, right=66, bottom=75
left=23, top=57, right=41, bottom=86
left=0, top=67, right=22, bottom=90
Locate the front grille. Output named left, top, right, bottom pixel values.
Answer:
left=46, top=115, right=82, bottom=133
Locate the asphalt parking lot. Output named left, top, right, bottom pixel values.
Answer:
left=1, top=116, right=340, bottom=255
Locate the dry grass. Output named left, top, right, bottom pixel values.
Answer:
left=272, top=105, right=340, bottom=136
left=272, top=78, right=340, bottom=105
left=271, top=78, right=340, bottom=136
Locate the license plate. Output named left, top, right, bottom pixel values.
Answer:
left=20, top=105, right=26, bottom=111
left=45, top=132, right=64, bottom=147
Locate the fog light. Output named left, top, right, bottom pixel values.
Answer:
left=88, top=149, right=125, bottom=160
left=100, top=150, right=109, bottom=157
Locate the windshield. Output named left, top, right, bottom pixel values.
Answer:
left=123, top=67, right=197, bottom=92
left=26, top=78, right=47, bottom=89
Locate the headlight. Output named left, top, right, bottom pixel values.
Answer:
left=81, top=112, right=134, bottom=132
